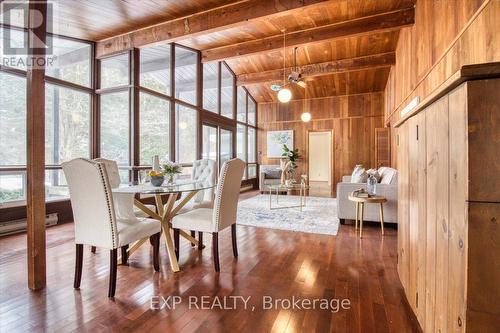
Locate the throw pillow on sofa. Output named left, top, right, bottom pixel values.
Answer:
left=378, top=167, right=397, bottom=184
left=351, top=165, right=368, bottom=183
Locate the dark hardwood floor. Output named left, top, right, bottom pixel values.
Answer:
left=0, top=192, right=420, bottom=333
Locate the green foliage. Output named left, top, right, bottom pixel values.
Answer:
left=162, top=161, right=182, bottom=174
left=281, top=144, right=300, bottom=169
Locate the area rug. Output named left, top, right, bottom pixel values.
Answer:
left=236, top=195, right=339, bottom=235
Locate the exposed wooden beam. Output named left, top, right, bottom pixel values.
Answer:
left=202, top=7, right=414, bottom=62
left=237, top=52, right=396, bottom=85
left=26, top=0, right=47, bottom=290
left=96, top=0, right=330, bottom=58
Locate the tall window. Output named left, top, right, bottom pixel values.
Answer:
left=140, top=45, right=171, bottom=95
left=140, top=92, right=170, bottom=165
left=247, top=127, right=256, bottom=163
left=220, top=64, right=234, bottom=119
left=237, top=86, right=247, bottom=123
left=202, top=125, right=217, bottom=161
left=175, top=104, right=197, bottom=163
left=248, top=97, right=256, bottom=126
left=100, top=91, right=130, bottom=165
left=203, top=62, right=218, bottom=113
left=235, top=87, right=257, bottom=179
left=0, top=30, right=93, bottom=205
left=175, top=46, right=197, bottom=106
left=45, top=84, right=91, bottom=164
left=220, top=129, right=233, bottom=168
left=0, top=27, right=27, bottom=70
left=46, top=36, right=92, bottom=87
left=0, top=72, right=26, bottom=166
left=100, top=53, right=129, bottom=89
left=0, top=72, right=26, bottom=203
left=236, top=124, right=246, bottom=162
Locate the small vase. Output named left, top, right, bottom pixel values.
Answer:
left=367, top=174, right=377, bottom=195
left=151, top=176, right=164, bottom=187
left=166, top=173, right=175, bottom=186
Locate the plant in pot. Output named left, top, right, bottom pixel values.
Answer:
left=162, top=161, right=183, bottom=186
left=281, top=144, right=300, bottom=185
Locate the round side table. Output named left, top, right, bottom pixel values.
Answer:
left=348, top=193, right=387, bottom=238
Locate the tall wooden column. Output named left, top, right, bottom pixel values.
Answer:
left=26, top=0, right=47, bottom=290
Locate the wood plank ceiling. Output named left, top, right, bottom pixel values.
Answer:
left=44, top=0, right=415, bottom=103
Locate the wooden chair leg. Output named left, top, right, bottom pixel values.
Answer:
left=190, top=230, right=196, bottom=247
left=91, top=246, right=96, bottom=253
left=212, top=232, right=220, bottom=272
left=121, top=245, right=129, bottom=265
left=231, top=224, right=238, bottom=258
left=150, top=233, right=160, bottom=272
left=198, top=232, right=203, bottom=250
left=108, top=248, right=118, bottom=298
left=173, top=228, right=180, bottom=260
left=74, top=244, right=83, bottom=289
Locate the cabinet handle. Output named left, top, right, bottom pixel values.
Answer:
left=416, top=125, right=419, bottom=141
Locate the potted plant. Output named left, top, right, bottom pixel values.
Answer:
left=281, top=144, right=300, bottom=184
left=162, top=161, right=183, bottom=185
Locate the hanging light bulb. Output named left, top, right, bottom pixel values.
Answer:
left=277, top=88, right=292, bottom=103
left=277, top=29, right=292, bottom=103
left=301, top=112, right=311, bottom=122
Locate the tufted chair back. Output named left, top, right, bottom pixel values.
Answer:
left=212, top=158, right=245, bottom=231
left=93, top=158, right=139, bottom=220
left=94, top=158, right=121, bottom=188
left=62, top=158, right=119, bottom=249
left=191, top=159, right=217, bottom=202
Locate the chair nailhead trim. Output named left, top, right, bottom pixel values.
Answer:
left=95, top=161, right=117, bottom=249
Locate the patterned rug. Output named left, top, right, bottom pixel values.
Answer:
left=236, top=195, right=339, bottom=235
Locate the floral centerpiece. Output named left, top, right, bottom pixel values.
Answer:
left=147, top=161, right=183, bottom=186
left=161, top=161, right=182, bottom=185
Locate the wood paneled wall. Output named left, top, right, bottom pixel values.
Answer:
left=385, top=0, right=500, bottom=160
left=257, top=92, right=385, bottom=195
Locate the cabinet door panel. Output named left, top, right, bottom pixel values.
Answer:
left=397, top=123, right=410, bottom=291
left=448, top=83, right=467, bottom=333
left=425, top=95, right=449, bottom=333
left=467, top=202, right=500, bottom=331
left=408, top=111, right=426, bottom=325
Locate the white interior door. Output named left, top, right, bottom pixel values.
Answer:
left=308, top=131, right=332, bottom=185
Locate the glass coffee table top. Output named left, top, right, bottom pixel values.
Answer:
left=267, top=183, right=310, bottom=190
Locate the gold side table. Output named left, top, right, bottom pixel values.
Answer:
left=348, top=193, right=387, bottom=238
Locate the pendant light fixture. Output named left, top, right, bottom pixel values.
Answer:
left=301, top=79, right=311, bottom=122
left=277, top=29, right=292, bottom=103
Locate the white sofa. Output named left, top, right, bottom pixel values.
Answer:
left=259, top=165, right=282, bottom=193
left=336, top=167, right=398, bottom=224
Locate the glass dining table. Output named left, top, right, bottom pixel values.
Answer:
left=112, top=180, right=215, bottom=272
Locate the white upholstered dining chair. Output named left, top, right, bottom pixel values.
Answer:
left=62, top=158, right=162, bottom=298
left=172, top=158, right=245, bottom=272
left=94, top=158, right=156, bottom=218
left=177, top=159, right=217, bottom=249
left=88, top=158, right=157, bottom=254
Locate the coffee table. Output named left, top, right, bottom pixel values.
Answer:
left=267, top=183, right=309, bottom=211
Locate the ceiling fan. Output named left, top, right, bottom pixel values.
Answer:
left=288, top=47, right=306, bottom=88
left=270, top=30, right=306, bottom=94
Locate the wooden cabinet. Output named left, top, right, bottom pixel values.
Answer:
left=396, top=75, right=500, bottom=332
